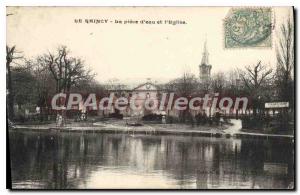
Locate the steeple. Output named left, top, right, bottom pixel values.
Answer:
left=201, top=39, right=209, bottom=65
left=199, top=38, right=212, bottom=83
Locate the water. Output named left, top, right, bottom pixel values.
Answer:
left=9, top=130, right=294, bottom=189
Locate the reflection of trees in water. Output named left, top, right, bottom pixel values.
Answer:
left=239, top=139, right=294, bottom=189
left=9, top=131, right=293, bottom=189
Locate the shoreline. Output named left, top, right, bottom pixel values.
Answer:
left=9, top=121, right=294, bottom=141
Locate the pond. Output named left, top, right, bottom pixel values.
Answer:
left=8, top=130, right=294, bottom=189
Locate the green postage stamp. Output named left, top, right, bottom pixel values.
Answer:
left=224, top=7, right=272, bottom=48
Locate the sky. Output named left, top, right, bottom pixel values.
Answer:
left=7, top=6, right=293, bottom=84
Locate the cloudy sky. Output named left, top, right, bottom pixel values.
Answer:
left=7, top=6, right=292, bottom=84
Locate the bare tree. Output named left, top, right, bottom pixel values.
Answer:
left=165, top=71, right=198, bottom=97
left=105, top=78, right=128, bottom=91
left=11, top=65, right=36, bottom=109
left=6, top=45, right=22, bottom=119
left=238, top=61, right=273, bottom=116
left=43, top=46, right=95, bottom=94
left=211, top=72, right=227, bottom=94
left=275, top=18, right=294, bottom=107
left=200, top=78, right=211, bottom=94
left=165, top=71, right=198, bottom=122
left=26, top=58, right=56, bottom=108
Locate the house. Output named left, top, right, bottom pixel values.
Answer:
left=100, top=80, right=162, bottom=117
left=131, top=81, right=161, bottom=116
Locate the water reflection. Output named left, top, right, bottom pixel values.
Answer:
left=9, top=131, right=294, bottom=189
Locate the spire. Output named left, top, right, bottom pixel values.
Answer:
left=201, top=39, right=209, bottom=65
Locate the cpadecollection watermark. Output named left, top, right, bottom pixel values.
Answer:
left=51, top=92, right=249, bottom=112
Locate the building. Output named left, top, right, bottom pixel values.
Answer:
left=102, top=79, right=161, bottom=117
left=101, top=40, right=214, bottom=118
left=131, top=80, right=161, bottom=116
left=199, top=40, right=212, bottom=83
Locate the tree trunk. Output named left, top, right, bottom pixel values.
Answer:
left=6, top=60, right=14, bottom=120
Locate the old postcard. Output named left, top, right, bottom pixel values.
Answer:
left=6, top=6, right=294, bottom=190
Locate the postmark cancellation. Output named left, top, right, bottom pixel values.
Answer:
left=224, top=7, right=272, bottom=48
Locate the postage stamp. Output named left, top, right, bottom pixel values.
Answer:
left=224, top=7, right=272, bottom=48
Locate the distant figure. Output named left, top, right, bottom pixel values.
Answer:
left=202, top=111, right=207, bottom=125
left=79, top=101, right=87, bottom=121
left=56, top=114, right=64, bottom=127
left=196, top=112, right=203, bottom=126
left=220, top=117, right=224, bottom=126
left=81, top=110, right=87, bottom=121
left=162, top=115, right=166, bottom=124
left=36, top=106, right=42, bottom=121
left=265, top=113, right=270, bottom=128
left=36, top=106, right=40, bottom=114
left=25, top=109, right=29, bottom=118
left=215, top=111, right=221, bottom=125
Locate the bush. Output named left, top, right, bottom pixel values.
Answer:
left=142, top=114, right=162, bottom=121
left=166, top=116, right=179, bottom=124
left=108, top=113, right=123, bottom=119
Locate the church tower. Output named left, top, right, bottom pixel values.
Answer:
left=199, top=40, right=212, bottom=83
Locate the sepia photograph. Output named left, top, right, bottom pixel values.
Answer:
left=6, top=6, right=295, bottom=190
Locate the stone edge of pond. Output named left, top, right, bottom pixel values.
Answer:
left=9, top=125, right=294, bottom=142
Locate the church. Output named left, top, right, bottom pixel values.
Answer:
left=199, top=40, right=212, bottom=82
left=101, top=41, right=213, bottom=118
